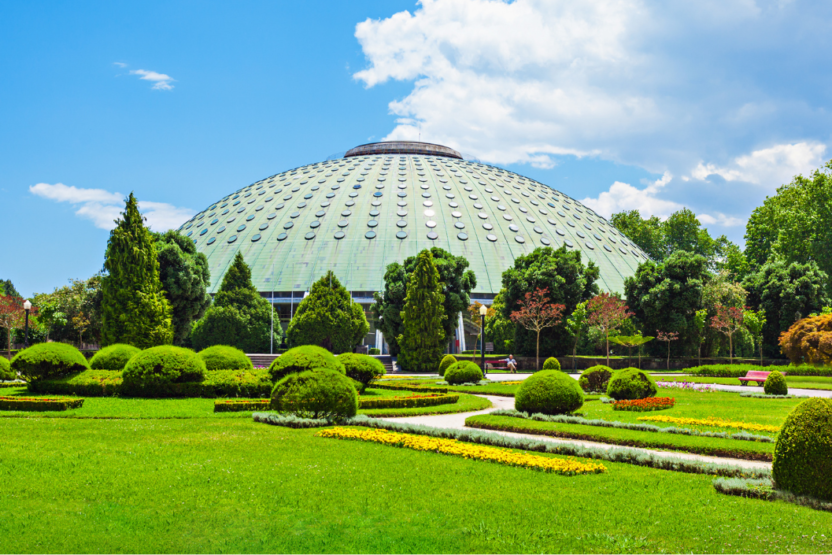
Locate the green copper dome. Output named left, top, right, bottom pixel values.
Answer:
left=177, top=142, right=649, bottom=296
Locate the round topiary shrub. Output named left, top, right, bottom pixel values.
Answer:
left=764, top=370, right=788, bottom=396
left=122, top=346, right=206, bottom=394
left=268, top=345, right=345, bottom=382
left=90, top=344, right=141, bottom=370
left=542, top=357, right=561, bottom=371
left=578, top=365, right=613, bottom=393
left=198, top=345, right=253, bottom=371
left=606, top=368, right=657, bottom=400
left=438, top=354, right=457, bottom=376
left=338, top=353, right=386, bottom=391
left=444, top=361, right=483, bottom=384
left=0, top=356, right=14, bottom=381
left=515, top=370, right=584, bottom=415
left=368, top=348, right=380, bottom=355
left=772, top=398, right=832, bottom=501
left=270, top=369, right=358, bottom=420
left=11, top=343, right=89, bottom=381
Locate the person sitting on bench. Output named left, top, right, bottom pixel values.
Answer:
left=505, top=355, right=517, bottom=373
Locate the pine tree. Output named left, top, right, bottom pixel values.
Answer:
left=101, top=193, right=173, bottom=348
left=397, top=250, right=447, bottom=372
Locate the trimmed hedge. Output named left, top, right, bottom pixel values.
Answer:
left=0, top=396, right=84, bottom=411
left=338, top=353, right=386, bottom=391
left=214, top=399, right=269, bottom=412
left=198, top=345, right=253, bottom=371
left=368, top=348, right=380, bottom=355
left=0, top=356, right=14, bottom=380
left=438, top=354, right=457, bottom=376
left=607, top=368, right=657, bottom=400
left=11, top=343, right=89, bottom=381
left=359, top=393, right=459, bottom=409
left=89, top=344, right=140, bottom=370
left=270, top=369, right=358, bottom=420
left=689, top=364, right=830, bottom=377
left=542, top=357, right=561, bottom=371
left=268, top=345, right=345, bottom=382
left=515, top=370, right=584, bottom=415
left=122, top=346, right=206, bottom=397
left=772, top=398, right=832, bottom=501
left=444, top=361, right=483, bottom=385
left=372, top=383, right=449, bottom=394
left=764, top=370, right=788, bottom=396
left=579, top=365, right=613, bottom=393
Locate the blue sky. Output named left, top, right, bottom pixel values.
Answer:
left=2, top=0, right=832, bottom=298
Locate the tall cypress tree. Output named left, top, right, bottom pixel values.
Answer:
left=101, top=193, right=173, bottom=348
left=397, top=249, right=447, bottom=372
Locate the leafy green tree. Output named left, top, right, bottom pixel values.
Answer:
left=693, top=308, right=708, bottom=365
left=397, top=250, right=447, bottom=373
left=191, top=252, right=273, bottom=353
left=101, top=193, right=173, bottom=348
left=0, top=280, right=20, bottom=299
left=152, top=230, right=211, bottom=345
left=32, top=275, right=102, bottom=344
left=565, top=300, right=588, bottom=370
left=501, top=246, right=599, bottom=358
left=609, top=333, right=653, bottom=368
left=371, top=247, right=475, bottom=356
left=742, top=259, right=829, bottom=357
left=287, top=271, right=369, bottom=353
left=701, top=270, right=748, bottom=358
left=610, top=211, right=664, bottom=260
left=483, top=291, right=514, bottom=354
left=743, top=308, right=766, bottom=366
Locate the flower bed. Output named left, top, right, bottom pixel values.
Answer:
left=0, top=396, right=84, bottom=411
left=316, top=427, right=606, bottom=475
left=639, top=415, right=780, bottom=434
left=612, top=397, right=675, bottom=411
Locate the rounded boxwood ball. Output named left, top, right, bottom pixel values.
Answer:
left=90, top=344, right=141, bottom=370
left=515, top=370, right=584, bottom=415
left=268, top=345, right=345, bottom=382
left=444, top=361, right=483, bottom=384
left=271, top=369, right=358, bottom=420
left=198, top=345, right=253, bottom=371
left=11, top=343, right=89, bottom=381
left=606, top=368, right=657, bottom=400
left=772, top=398, right=832, bottom=501
left=578, top=365, right=613, bottom=393
left=122, top=346, right=206, bottom=392
left=764, top=370, right=788, bottom=396
left=0, top=356, right=14, bottom=381
left=542, top=357, right=561, bottom=371
left=438, top=354, right=457, bottom=376
left=338, top=353, right=386, bottom=391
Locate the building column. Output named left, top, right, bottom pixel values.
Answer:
left=457, top=312, right=466, bottom=353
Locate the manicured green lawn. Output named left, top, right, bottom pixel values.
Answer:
left=2, top=417, right=831, bottom=553
left=359, top=393, right=491, bottom=417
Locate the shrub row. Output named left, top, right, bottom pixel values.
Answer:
left=689, top=364, right=832, bottom=377
left=358, top=393, right=459, bottom=409
left=0, top=396, right=84, bottom=411
left=372, top=383, right=450, bottom=394
left=214, top=399, right=270, bottom=412
left=739, top=392, right=798, bottom=399
left=0, top=382, right=25, bottom=388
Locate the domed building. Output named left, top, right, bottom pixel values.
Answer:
left=177, top=141, right=649, bottom=351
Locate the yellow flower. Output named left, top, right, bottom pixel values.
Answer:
left=637, top=415, right=779, bottom=434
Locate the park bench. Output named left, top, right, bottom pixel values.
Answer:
left=484, top=360, right=516, bottom=371
left=737, top=370, right=787, bottom=385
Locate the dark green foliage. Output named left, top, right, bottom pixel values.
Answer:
left=32, top=274, right=103, bottom=346
left=0, top=279, right=20, bottom=298
left=772, top=398, right=832, bottom=501
left=542, top=357, right=561, bottom=371
left=397, top=250, right=448, bottom=373
left=11, top=343, right=89, bottom=381
left=607, top=368, right=658, bottom=400
left=198, top=345, right=253, bottom=371
left=287, top=271, right=369, bottom=353
left=190, top=253, right=273, bottom=353
left=764, top=371, right=788, bottom=396
left=624, top=250, right=710, bottom=356
left=90, top=344, right=140, bottom=370
left=742, top=260, right=829, bottom=357
left=368, top=348, right=380, bottom=355
left=0, top=356, right=14, bottom=380
left=438, top=354, right=457, bottom=376
left=270, top=369, right=358, bottom=420
left=153, top=230, right=211, bottom=345
left=338, top=353, right=386, bottom=390
left=122, top=346, right=206, bottom=396
left=578, top=365, right=613, bottom=393
left=372, top=247, right=475, bottom=356
left=515, top=370, right=584, bottom=415
left=101, top=193, right=173, bottom=348
left=501, top=247, right=599, bottom=357
left=267, top=345, right=345, bottom=382
left=444, top=361, right=483, bottom=384
left=484, top=291, right=514, bottom=354
left=0, top=397, right=84, bottom=411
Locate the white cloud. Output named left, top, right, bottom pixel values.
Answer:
left=113, top=62, right=127, bottom=68
left=129, top=69, right=175, bottom=90
left=30, top=183, right=193, bottom=231
left=581, top=172, right=683, bottom=219
left=698, top=213, right=745, bottom=227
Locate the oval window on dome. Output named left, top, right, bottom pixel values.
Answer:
left=310, top=221, right=321, bottom=229
left=397, top=220, right=407, bottom=228
left=515, top=236, right=526, bottom=244
left=556, top=228, right=566, bottom=236
left=217, top=226, right=226, bottom=233
left=565, top=240, right=574, bottom=248
left=305, top=232, right=316, bottom=240
left=503, top=214, right=513, bottom=221
left=206, top=237, right=216, bottom=245
left=396, top=230, right=407, bottom=239
left=486, top=234, right=497, bottom=242
left=367, top=220, right=378, bottom=228
left=365, top=231, right=377, bottom=240
left=426, top=220, right=437, bottom=228
left=227, top=235, right=237, bottom=243
left=283, top=222, right=294, bottom=229
left=427, top=231, right=439, bottom=240
left=541, top=237, right=551, bottom=245
left=199, top=229, right=208, bottom=236
left=246, top=215, right=255, bottom=221
left=251, top=234, right=261, bottom=242
left=509, top=224, right=519, bottom=232
left=483, top=223, right=493, bottom=230
left=455, top=222, right=465, bottom=229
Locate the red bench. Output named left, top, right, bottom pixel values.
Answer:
left=738, top=370, right=787, bottom=385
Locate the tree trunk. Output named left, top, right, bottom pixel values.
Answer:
left=536, top=330, right=540, bottom=372
left=698, top=344, right=701, bottom=367
left=729, top=334, right=733, bottom=364
left=572, top=341, right=577, bottom=371
left=666, top=342, right=670, bottom=370
left=605, top=332, right=610, bottom=367
left=6, top=327, right=11, bottom=358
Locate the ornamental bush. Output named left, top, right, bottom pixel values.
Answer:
left=444, top=361, right=483, bottom=384
left=268, top=345, right=345, bottom=382
left=542, top=357, right=561, bottom=371
left=0, top=357, right=13, bottom=380
left=515, top=370, right=584, bottom=415
left=606, top=368, right=657, bottom=400
left=122, top=346, right=206, bottom=396
left=338, top=353, right=386, bottom=391
left=90, top=344, right=141, bottom=370
left=11, top=343, right=89, bottom=381
left=198, top=345, right=253, bottom=371
left=368, top=348, right=380, bottom=355
left=578, top=365, right=613, bottom=393
left=772, top=398, right=832, bottom=501
left=270, top=369, right=358, bottom=420
left=764, top=370, right=788, bottom=396
left=438, top=354, right=457, bottom=376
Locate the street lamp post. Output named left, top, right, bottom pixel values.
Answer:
left=479, top=305, right=487, bottom=379
left=23, top=300, right=32, bottom=348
